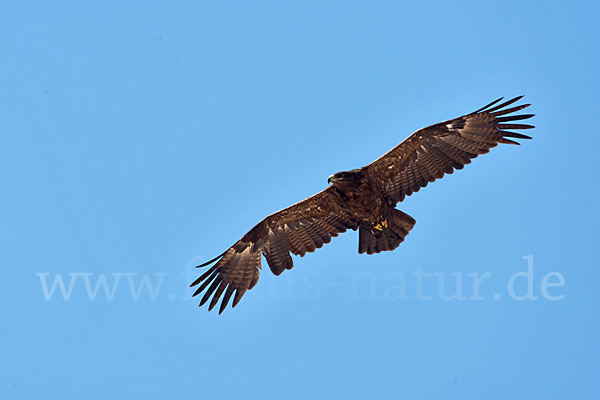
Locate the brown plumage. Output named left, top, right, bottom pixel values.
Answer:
left=191, top=96, right=534, bottom=313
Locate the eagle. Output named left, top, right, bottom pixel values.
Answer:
left=191, top=96, right=534, bottom=313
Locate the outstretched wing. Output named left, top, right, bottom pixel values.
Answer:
left=191, top=187, right=358, bottom=313
left=365, top=96, right=534, bottom=204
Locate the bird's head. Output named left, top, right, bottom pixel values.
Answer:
left=328, top=169, right=364, bottom=190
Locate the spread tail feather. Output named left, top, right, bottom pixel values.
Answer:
left=358, top=209, right=415, bottom=255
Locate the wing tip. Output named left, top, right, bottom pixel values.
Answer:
left=475, top=95, right=533, bottom=116
left=195, top=250, right=228, bottom=268
left=474, top=97, right=504, bottom=113
left=499, top=138, right=520, bottom=145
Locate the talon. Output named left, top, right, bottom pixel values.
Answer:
left=373, top=219, right=388, bottom=231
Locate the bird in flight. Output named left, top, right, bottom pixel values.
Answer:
left=191, top=96, right=534, bottom=313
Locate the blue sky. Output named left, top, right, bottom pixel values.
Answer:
left=1, top=1, right=598, bottom=399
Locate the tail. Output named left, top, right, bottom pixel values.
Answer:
left=358, top=209, right=416, bottom=255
